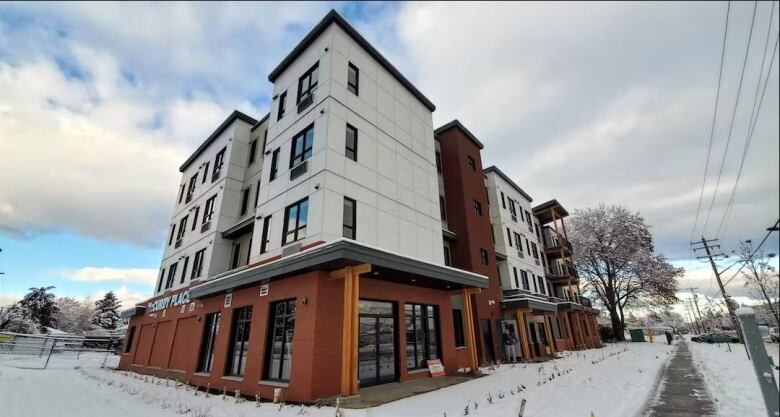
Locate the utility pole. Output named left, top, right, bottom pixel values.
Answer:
left=686, top=287, right=706, bottom=332
left=692, top=237, right=745, bottom=344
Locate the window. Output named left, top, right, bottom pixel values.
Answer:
left=514, top=232, right=523, bottom=251
left=196, top=312, right=221, bottom=373
left=290, top=124, right=314, bottom=168
left=203, top=195, right=217, bottom=224
left=165, top=262, right=178, bottom=289
left=531, top=273, right=538, bottom=292
left=178, top=184, right=185, bottom=204
left=191, top=248, right=206, bottom=279
left=225, top=306, right=252, bottom=377
left=531, top=242, right=539, bottom=259
left=452, top=309, right=466, bottom=347
left=534, top=224, right=541, bottom=241
left=180, top=256, right=189, bottom=284
left=260, top=215, right=272, bottom=254
left=439, top=196, right=447, bottom=221
left=168, top=224, right=176, bottom=246
left=443, top=246, right=452, bottom=266
left=538, top=276, right=546, bottom=294
left=347, top=62, right=359, bottom=95
left=212, top=147, right=226, bottom=182
left=501, top=192, right=506, bottom=209
left=467, top=156, right=476, bottom=171
left=473, top=200, right=482, bottom=216
left=525, top=238, right=531, bottom=255
left=345, top=124, right=358, bottom=161
left=246, top=239, right=252, bottom=265
left=176, top=215, right=188, bottom=241
left=248, top=139, right=258, bottom=165
left=405, top=303, right=439, bottom=370
left=506, top=227, right=512, bottom=247
left=262, top=129, right=268, bottom=154
left=202, top=162, right=209, bottom=184
left=525, top=210, right=533, bottom=227
left=343, top=197, right=356, bottom=239
left=186, top=174, right=198, bottom=202
left=435, top=151, right=443, bottom=173
left=157, top=268, right=165, bottom=292
left=513, top=267, right=520, bottom=288
left=254, top=181, right=261, bottom=208
left=282, top=198, right=308, bottom=244
left=508, top=199, right=517, bottom=217
left=192, top=207, right=199, bottom=231
left=277, top=91, right=287, bottom=120
left=265, top=299, right=297, bottom=381
left=240, top=188, right=250, bottom=216
left=521, top=270, right=530, bottom=290
left=124, top=326, right=136, bottom=353
left=230, top=242, right=241, bottom=269
left=269, top=148, right=280, bottom=181
left=479, top=249, right=489, bottom=265
left=297, top=62, right=318, bottom=103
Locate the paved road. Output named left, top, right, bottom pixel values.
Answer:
left=644, top=341, right=716, bottom=416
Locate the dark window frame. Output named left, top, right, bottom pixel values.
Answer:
left=277, top=91, right=287, bottom=120
left=269, top=148, right=280, bottom=181
left=439, top=196, right=447, bottom=221
left=479, top=249, right=489, bottom=265
left=405, top=303, right=440, bottom=371
left=467, top=156, right=476, bottom=171
left=212, top=147, right=226, bottom=183
left=443, top=246, right=452, bottom=266
left=260, top=215, right=272, bottom=254
left=343, top=197, right=356, bottom=239
left=239, top=188, right=251, bottom=217
left=296, top=62, right=319, bottom=103
left=282, top=198, right=308, bottom=245
left=196, top=311, right=221, bottom=373
left=347, top=62, right=359, bottom=95
left=202, top=162, right=209, bottom=184
left=289, top=124, right=314, bottom=168
left=248, top=139, right=258, bottom=165
left=191, top=248, right=206, bottom=279
left=203, top=194, right=217, bottom=224
left=452, top=309, right=466, bottom=348
left=473, top=200, right=482, bottom=216
left=345, top=124, right=358, bottom=161
left=192, top=207, right=200, bottom=231
left=180, top=256, right=189, bottom=284
left=230, top=242, right=242, bottom=269
left=225, top=306, right=253, bottom=377
left=264, top=299, right=297, bottom=382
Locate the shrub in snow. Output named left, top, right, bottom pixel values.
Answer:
left=0, top=304, right=39, bottom=334
left=91, top=291, right=121, bottom=330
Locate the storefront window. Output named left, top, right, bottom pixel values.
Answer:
left=225, top=307, right=252, bottom=377
left=405, top=303, right=439, bottom=370
left=197, top=312, right=221, bottom=373
left=265, top=299, right=296, bottom=381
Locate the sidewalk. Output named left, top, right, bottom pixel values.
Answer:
left=644, top=341, right=716, bottom=416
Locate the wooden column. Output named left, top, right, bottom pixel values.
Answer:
left=575, top=312, right=586, bottom=349
left=515, top=308, right=532, bottom=360
left=462, top=289, right=480, bottom=371
left=330, top=263, right=371, bottom=397
left=543, top=314, right=556, bottom=354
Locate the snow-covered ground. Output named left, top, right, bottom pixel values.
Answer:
left=0, top=342, right=672, bottom=417
left=687, top=338, right=780, bottom=417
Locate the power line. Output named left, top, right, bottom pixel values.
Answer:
left=715, top=1, right=780, bottom=236
left=702, top=1, right=759, bottom=236
left=691, top=1, right=732, bottom=243
left=721, top=219, right=780, bottom=287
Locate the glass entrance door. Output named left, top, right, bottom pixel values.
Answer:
left=358, top=300, right=396, bottom=387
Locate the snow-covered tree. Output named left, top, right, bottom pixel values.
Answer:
left=569, top=205, right=682, bottom=341
left=738, top=242, right=779, bottom=328
left=19, top=286, right=59, bottom=333
left=0, top=304, right=39, bottom=334
left=92, top=292, right=121, bottom=330
left=54, top=297, right=96, bottom=335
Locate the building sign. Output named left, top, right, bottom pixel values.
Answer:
left=224, top=292, right=233, bottom=308
left=427, top=359, right=445, bottom=377
left=148, top=290, right=190, bottom=313
left=259, top=284, right=269, bottom=297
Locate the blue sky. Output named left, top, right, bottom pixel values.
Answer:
left=0, top=2, right=777, bottom=309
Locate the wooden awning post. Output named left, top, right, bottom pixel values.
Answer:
left=515, top=308, right=532, bottom=360
left=543, top=314, right=557, bottom=354
left=462, top=288, right=479, bottom=371
left=330, top=263, right=371, bottom=397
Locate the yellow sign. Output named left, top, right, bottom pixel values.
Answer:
left=0, top=334, right=11, bottom=343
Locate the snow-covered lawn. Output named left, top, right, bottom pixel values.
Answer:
left=0, top=342, right=672, bottom=417
left=687, top=338, right=780, bottom=417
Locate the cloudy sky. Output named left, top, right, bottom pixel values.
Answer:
left=0, top=2, right=777, bottom=311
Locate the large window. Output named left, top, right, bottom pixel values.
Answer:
left=514, top=232, right=523, bottom=251
left=521, top=270, right=530, bottom=290
left=282, top=198, right=308, bottom=245
left=196, top=312, right=221, bottom=373
left=345, top=124, right=358, bottom=161
left=452, top=309, right=466, bottom=348
left=347, top=62, right=359, bottom=95
left=269, top=148, right=280, bottom=181
left=277, top=91, right=287, bottom=120
left=260, top=215, right=272, bottom=254
left=212, top=147, right=226, bottom=182
left=248, top=139, right=258, bottom=165
left=297, top=62, right=318, bottom=103
left=264, top=299, right=297, bottom=382
left=165, top=262, right=178, bottom=289
left=203, top=194, right=217, bottom=224
left=186, top=174, right=198, bottom=202
left=225, top=306, right=252, bottom=377
left=191, top=248, right=206, bottom=279
left=405, top=303, right=439, bottom=370
left=343, top=197, right=356, bottom=239
left=176, top=215, right=188, bottom=241
left=290, top=124, right=314, bottom=168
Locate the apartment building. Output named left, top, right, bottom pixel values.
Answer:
left=119, top=9, right=600, bottom=404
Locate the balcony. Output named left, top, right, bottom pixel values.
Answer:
left=545, top=260, right=578, bottom=283
left=542, top=226, right=572, bottom=255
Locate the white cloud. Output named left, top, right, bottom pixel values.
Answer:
left=0, top=293, right=22, bottom=308
left=58, top=267, right=158, bottom=285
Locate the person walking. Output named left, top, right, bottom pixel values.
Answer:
left=664, top=330, right=673, bottom=345
left=503, top=328, right=519, bottom=363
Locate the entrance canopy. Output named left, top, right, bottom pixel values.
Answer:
left=190, top=238, right=489, bottom=299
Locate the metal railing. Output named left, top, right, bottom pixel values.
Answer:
left=542, top=226, right=573, bottom=251
left=0, top=332, right=122, bottom=369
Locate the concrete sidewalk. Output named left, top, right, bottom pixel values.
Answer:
left=644, top=341, right=716, bottom=416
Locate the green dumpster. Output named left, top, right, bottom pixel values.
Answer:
left=629, top=329, right=646, bottom=342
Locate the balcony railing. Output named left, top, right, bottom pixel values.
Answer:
left=542, top=226, right=573, bottom=252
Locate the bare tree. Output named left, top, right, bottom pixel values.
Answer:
left=738, top=241, right=779, bottom=327
left=569, top=205, right=682, bottom=341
